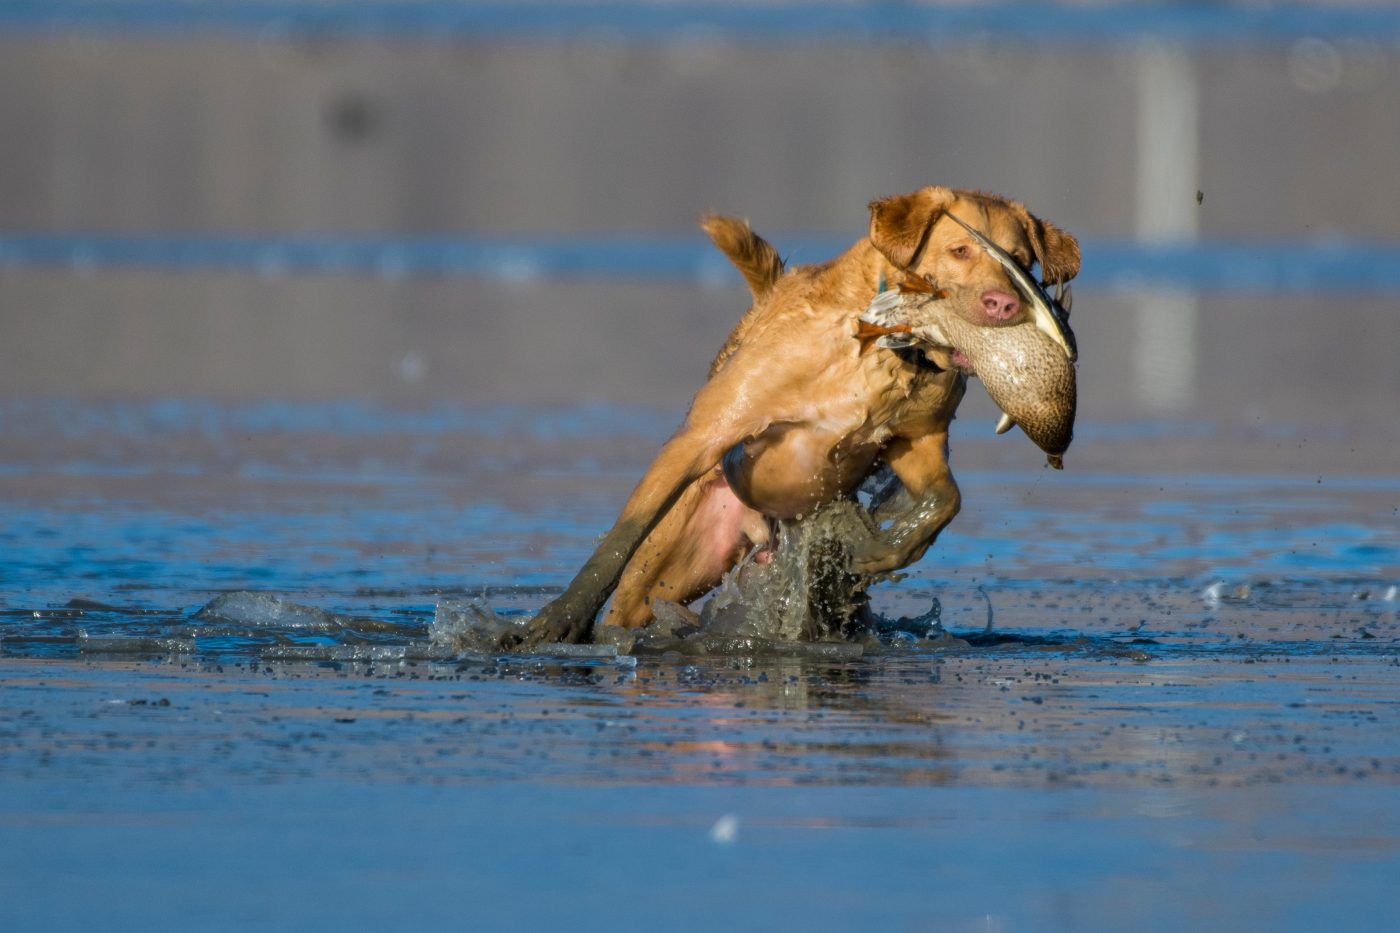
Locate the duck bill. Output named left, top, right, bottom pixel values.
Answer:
left=945, top=212, right=1078, bottom=363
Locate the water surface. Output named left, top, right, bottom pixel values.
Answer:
left=1, top=400, right=1397, bottom=932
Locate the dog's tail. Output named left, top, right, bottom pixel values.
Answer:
left=701, top=215, right=784, bottom=302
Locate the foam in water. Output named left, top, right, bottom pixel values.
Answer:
left=419, top=499, right=886, bottom=657
left=78, top=633, right=195, bottom=654
left=431, top=598, right=526, bottom=652
left=195, top=591, right=360, bottom=631
left=569, top=498, right=885, bottom=658
left=431, top=598, right=621, bottom=658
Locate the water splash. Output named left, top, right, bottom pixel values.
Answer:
left=699, top=499, right=880, bottom=641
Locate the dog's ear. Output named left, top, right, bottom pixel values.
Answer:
left=868, top=186, right=957, bottom=270
left=1009, top=202, right=1081, bottom=285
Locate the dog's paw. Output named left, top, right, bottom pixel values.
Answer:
left=848, top=525, right=904, bottom=575
left=498, top=601, right=593, bottom=650
left=850, top=539, right=903, bottom=575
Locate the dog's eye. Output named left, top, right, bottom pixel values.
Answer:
left=950, top=245, right=971, bottom=259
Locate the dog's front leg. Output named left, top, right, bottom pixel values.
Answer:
left=850, top=431, right=961, bottom=574
left=851, top=481, right=961, bottom=573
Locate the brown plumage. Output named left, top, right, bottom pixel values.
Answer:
left=861, top=282, right=1077, bottom=468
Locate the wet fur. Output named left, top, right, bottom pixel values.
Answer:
left=507, top=186, right=1080, bottom=646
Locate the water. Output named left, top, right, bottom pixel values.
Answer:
left=3, top=400, right=1394, bottom=663
left=2, top=399, right=1398, bottom=931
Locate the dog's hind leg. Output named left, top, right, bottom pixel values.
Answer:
left=605, top=471, right=769, bottom=630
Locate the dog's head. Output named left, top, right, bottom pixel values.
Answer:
left=867, top=186, right=1080, bottom=328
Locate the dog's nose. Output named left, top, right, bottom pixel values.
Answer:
left=980, top=289, right=1020, bottom=322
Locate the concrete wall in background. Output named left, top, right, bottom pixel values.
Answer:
left=2, top=33, right=1398, bottom=421
left=6, top=266, right=1398, bottom=428
left=4, top=35, right=1399, bottom=238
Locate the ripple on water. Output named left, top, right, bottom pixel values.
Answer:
left=0, top=400, right=1396, bottom=665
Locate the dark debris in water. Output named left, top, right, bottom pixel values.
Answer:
left=1, top=577, right=1395, bottom=667
left=2, top=521, right=1398, bottom=668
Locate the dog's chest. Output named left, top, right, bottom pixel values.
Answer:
left=876, top=357, right=965, bottom=432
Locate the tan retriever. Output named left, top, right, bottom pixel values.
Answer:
left=505, top=186, right=1080, bottom=647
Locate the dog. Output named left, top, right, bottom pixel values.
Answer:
left=504, top=186, right=1080, bottom=647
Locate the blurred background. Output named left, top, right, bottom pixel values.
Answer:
left=2, top=1, right=1399, bottom=452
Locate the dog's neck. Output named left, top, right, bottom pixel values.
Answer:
left=839, top=239, right=908, bottom=303
left=840, top=240, right=948, bottom=374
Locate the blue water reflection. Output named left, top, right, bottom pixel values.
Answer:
left=1, top=400, right=1395, bottom=655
